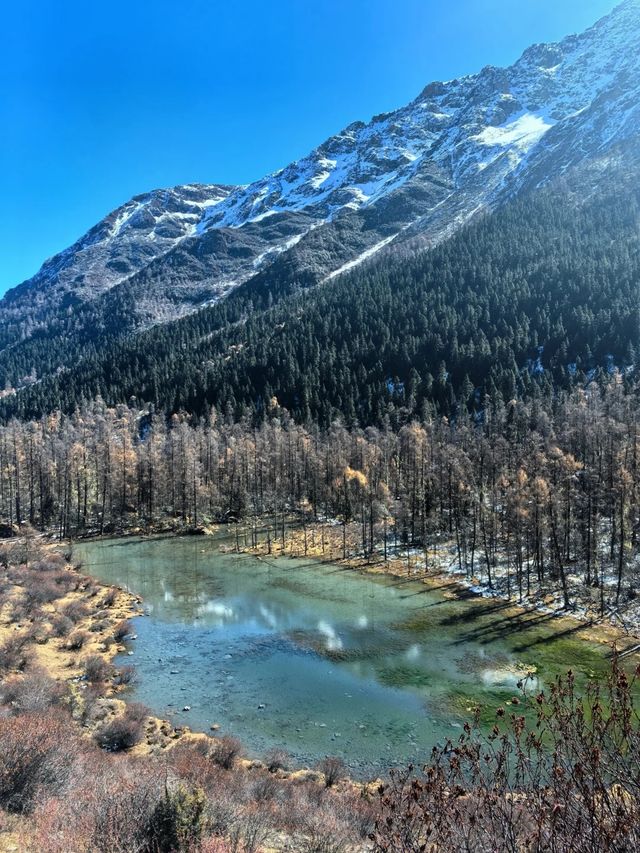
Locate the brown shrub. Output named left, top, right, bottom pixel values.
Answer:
left=0, top=712, right=78, bottom=813
left=264, top=747, right=290, bottom=773
left=113, top=619, right=132, bottom=642
left=251, top=772, right=280, bottom=803
left=101, top=589, right=118, bottom=608
left=114, top=664, right=136, bottom=686
left=66, top=630, right=89, bottom=651
left=0, top=669, right=67, bottom=714
left=83, top=654, right=115, bottom=684
left=32, top=760, right=164, bottom=852
left=21, top=579, right=62, bottom=614
left=123, top=701, right=149, bottom=723
left=62, top=600, right=89, bottom=623
left=24, top=621, right=49, bottom=645
left=371, top=660, right=640, bottom=853
left=0, top=634, right=32, bottom=675
left=200, top=839, right=231, bottom=853
left=50, top=614, right=74, bottom=638
left=211, top=736, right=243, bottom=770
left=94, top=703, right=148, bottom=752
left=94, top=715, right=144, bottom=752
left=316, top=756, right=346, bottom=788
left=226, top=806, right=270, bottom=853
left=166, top=741, right=223, bottom=791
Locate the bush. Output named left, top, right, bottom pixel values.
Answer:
left=52, top=570, right=79, bottom=592
left=83, top=654, right=115, bottom=684
left=50, top=614, right=73, bottom=638
left=113, top=619, right=132, bottom=641
left=0, top=669, right=67, bottom=714
left=123, top=701, right=149, bottom=722
left=114, top=664, right=136, bottom=686
left=371, top=660, right=640, bottom=853
left=62, top=601, right=89, bottom=624
left=165, top=742, right=224, bottom=791
left=0, top=634, right=32, bottom=675
left=211, top=736, right=243, bottom=770
left=66, top=630, right=89, bottom=651
left=101, top=589, right=118, bottom=607
left=317, top=757, right=346, bottom=789
left=0, top=712, right=77, bottom=813
left=251, top=773, right=280, bottom=803
left=94, top=705, right=147, bottom=752
left=264, top=747, right=289, bottom=773
left=148, top=783, right=207, bottom=852
left=33, top=761, right=164, bottom=853
left=21, top=580, right=62, bottom=614
left=226, top=807, right=270, bottom=853
left=94, top=716, right=142, bottom=752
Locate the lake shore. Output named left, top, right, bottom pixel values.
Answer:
left=0, top=537, right=208, bottom=757
left=233, top=520, right=640, bottom=664
left=5, top=524, right=638, bottom=772
left=0, top=533, right=371, bottom=788
left=0, top=534, right=381, bottom=852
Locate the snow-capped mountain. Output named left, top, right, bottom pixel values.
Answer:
left=2, top=0, right=640, bottom=375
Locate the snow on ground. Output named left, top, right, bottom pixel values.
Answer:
left=475, top=113, right=555, bottom=149
left=324, top=234, right=399, bottom=282
left=372, top=535, right=640, bottom=635
left=252, top=225, right=322, bottom=270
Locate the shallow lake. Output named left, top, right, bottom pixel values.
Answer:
left=76, top=535, right=610, bottom=778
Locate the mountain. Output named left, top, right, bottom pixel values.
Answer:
left=1, top=0, right=639, bottom=408
left=2, top=136, right=638, bottom=423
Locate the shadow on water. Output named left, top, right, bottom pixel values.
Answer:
left=448, top=610, right=558, bottom=646
left=399, top=582, right=460, bottom=599
left=438, top=599, right=513, bottom=626
left=511, top=620, right=592, bottom=654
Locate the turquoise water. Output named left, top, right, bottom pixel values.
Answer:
left=76, top=535, right=608, bottom=778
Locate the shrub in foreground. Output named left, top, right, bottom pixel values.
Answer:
left=372, top=659, right=640, bottom=853
left=0, top=712, right=78, bottom=813
left=211, top=736, right=243, bottom=770
left=94, top=704, right=147, bottom=752
left=317, top=756, right=346, bottom=788
left=0, top=669, right=67, bottom=714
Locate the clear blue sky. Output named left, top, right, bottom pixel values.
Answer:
left=0, top=0, right=618, bottom=295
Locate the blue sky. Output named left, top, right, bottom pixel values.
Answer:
left=0, top=0, right=618, bottom=295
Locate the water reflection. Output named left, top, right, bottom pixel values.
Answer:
left=76, top=535, right=609, bottom=778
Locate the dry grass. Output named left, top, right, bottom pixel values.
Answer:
left=0, top=535, right=375, bottom=851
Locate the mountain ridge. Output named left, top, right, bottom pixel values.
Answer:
left=1, top=0, right=639, bottom=395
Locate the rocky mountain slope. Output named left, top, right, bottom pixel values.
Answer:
left=1, top=0, right=639, bottom=392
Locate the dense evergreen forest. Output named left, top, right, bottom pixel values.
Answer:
left=2, top=156, right=639, bottom=426
left=1, top=380, right=639, bottom=617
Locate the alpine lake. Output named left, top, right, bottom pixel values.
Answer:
left=75, top=534, right=613, bottom=779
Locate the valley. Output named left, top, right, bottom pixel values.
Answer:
left=2, top=2, right=640, bottom=850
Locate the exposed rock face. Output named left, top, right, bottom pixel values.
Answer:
left=2, top=1, right=640, bottom=385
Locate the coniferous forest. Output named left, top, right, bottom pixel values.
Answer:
left=1, top=154, right=639, bottom=425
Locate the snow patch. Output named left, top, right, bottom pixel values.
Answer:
left=325, top=234, right=399, bottom=282
left=475, top=113, right=555, bottom=149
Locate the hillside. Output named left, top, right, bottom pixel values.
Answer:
left=2, top=142, right=638, bottom=424
left=1, top=0, right=640, bottom=418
